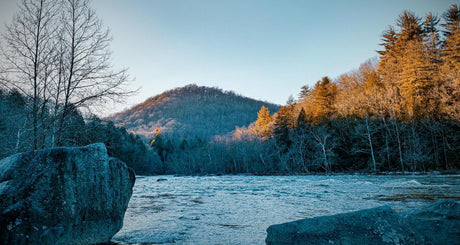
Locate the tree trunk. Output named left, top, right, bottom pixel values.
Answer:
left=394, top=120, right=405, bottom=172
left=365, top=116, right=377, bottom=172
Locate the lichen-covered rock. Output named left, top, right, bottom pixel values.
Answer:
left=0, top=143, right=135, bottom=245
left=266, top=200, right=459, bottom=245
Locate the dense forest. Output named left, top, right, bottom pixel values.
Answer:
left=0, top=89, right=161, bottom=174
left=1, top=3, right=459, bottom=175
left=152, top=6, right=460, bottom=175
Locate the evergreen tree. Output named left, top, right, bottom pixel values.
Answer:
left=286, top=95, right=296, bottom=106
left=298, top=85, right=311, bottom=101
left=399, top=40, right=437, bottom=119
left=378, top=26, right=398, bottom=56
left=360, top=61, right=384, bottom=117
left=423, top=13, right=441, bottom=57
left=273, top=106, right=291, bottom=152
left=296, top=108, right=308, bottom=127
left=311, top=77, right=337, bottom=123
left=150, top=128, right=173, bottom=173
left=442, top=4, right=460, bottom=38
left=378, top=26, right=401, bottom=88
left=254, top=106, right=273, bottom=139
left=441, top=4, right=460, bottom=72
left=396, top=11, right=424, bottom=42
left=441, top=4, right=460, bottom=118
left=378, top=11, right=429, bottom=119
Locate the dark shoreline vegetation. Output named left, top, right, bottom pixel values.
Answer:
left=1, top=5, right=459, bottom=176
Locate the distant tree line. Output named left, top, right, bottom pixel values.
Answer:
left=0, top=89, right=162, bottom=174
left=153, top=6, right=460, bottom=175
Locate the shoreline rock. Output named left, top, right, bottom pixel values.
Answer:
left=0, top=143, right=135, bottom=245
left=266, top=199, right=459, bottom=245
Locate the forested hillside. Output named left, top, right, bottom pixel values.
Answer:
left=152, top=6, right=460, bottom=175
left=108, top=84, right=280, bottom=138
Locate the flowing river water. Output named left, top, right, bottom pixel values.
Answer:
left=112, top=174, right=459, bottom=244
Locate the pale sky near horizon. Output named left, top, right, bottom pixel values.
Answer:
left=0, top=0, right=457, bottom=116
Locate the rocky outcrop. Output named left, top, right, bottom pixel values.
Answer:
left=0, top=143, right=135, bottom=245
left=266, top=200, right=459, bottom=245
left=404, top=200, right=459, bottom=245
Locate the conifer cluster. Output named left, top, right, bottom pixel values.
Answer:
left=231, top=5, right=460, bottom=173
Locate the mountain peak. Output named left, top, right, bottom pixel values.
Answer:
left=108, top=84, right=280, bottom=139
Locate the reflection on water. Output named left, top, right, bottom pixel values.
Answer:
left=113, top=174, right=459, bottom=245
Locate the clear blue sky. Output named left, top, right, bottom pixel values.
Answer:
left=0, top=0, right=456, bottom=115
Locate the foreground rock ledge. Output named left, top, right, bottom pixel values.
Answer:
left=266, top=199, right=459, bottom=245
left=0, top=143, right=135, bottom=245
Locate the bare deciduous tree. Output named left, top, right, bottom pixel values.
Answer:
left=1, top=0, right=58, bottom=149
left=55, top=0, right=133, bottom=145
left=1, top=0, right=134, bottom=148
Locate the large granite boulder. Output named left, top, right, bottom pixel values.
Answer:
left=266, top=200, right=459, bottom=245
left=0, top=143, right=135, bottom=245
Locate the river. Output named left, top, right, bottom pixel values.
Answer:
left=112, top=174, right=459, bottom=244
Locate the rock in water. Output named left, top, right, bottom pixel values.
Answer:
left=0, top=143, right=135, bottom=245
left=266, top=200, right=459, bottom=245
left=266, top=206, right=423, bottom=245
left=404, top=200, right=460, bottom=245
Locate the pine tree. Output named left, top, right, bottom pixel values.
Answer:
left=399, top=40, right=436, bottom=119
left=396, top=11, right=424, bottom=42
left=298, top=85, right=311, bottom=101
left=441, top=4, right=460, bottom=119
left=150, top=127, right=171, bottom=173
left=378, top=26, right=398, bottom=56
left=378, top=11, right=425, bottom=88
left=378, top=11, right=428, bottom=119
left=442, top=4, right=460, bottom=38
left=441, top=4, right=460, bottom=73
left=378, top=26, right=401, bottom=88
left=273, top=106, right=291, bottom=152
left=297, top=108, right=308, bottom=127
left=422, top=13, right=443, bottom=118
left=254, top=106, right=273, bottom=139
left=423, top=13, right=441, bottom=58
left=286, top=95, right=296, bottom=106
left=378, top=11, right=423, bottom=87
left=311, top=77, right=337, bottom=123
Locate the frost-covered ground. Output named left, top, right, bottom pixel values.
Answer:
left=112, top=174, right=459, bottom=244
